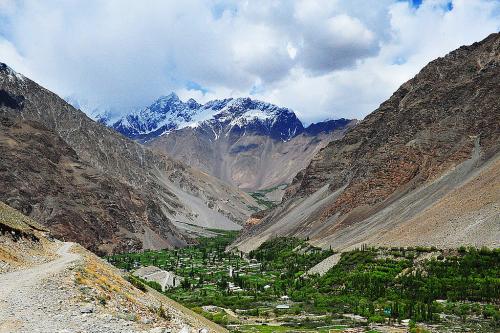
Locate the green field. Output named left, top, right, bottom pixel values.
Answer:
left=237, top=324, right=346, bottom=333
left=107, top=232, right=500, bottom=332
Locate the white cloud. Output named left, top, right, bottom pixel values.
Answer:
left=253, top=0, right=500, bottom=123
left=297, top=13, right=377, bottom=74
left=0, top=0, right=498, bottom=122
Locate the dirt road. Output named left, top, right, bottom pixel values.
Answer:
left=0, top=242, right=83, bottom=332
left=0, top=242, right=226, bottom=333
left=0, top=242, right=80, bottom=298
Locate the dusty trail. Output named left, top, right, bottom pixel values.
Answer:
left=0, top=242, right=227, bottom=333
left=0, top=242, right=80, bottom=333
left=0, top=242, right=80, bottom=299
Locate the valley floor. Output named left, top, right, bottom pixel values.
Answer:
left=108, top=232, right=500, bottom=333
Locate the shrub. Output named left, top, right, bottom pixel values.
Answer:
left=368, top=315, right=385, bottom=323
left=126, top=275, right=147, bottom=292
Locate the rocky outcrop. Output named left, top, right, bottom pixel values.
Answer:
left=0, top=63, right=260, bottom=254
left=233, top=33, right=500, bottom=252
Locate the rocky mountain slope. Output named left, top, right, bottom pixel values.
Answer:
left=0, top=202, right=226, bottom=333
left=0, top=63, right=260, bottom=254
left=88, top=93, right=354, bottom=191
left=144, top=98, right=355, bottom=190
left=233, top=32, right=500, bottom=252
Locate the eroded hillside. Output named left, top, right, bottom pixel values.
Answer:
left=234, top=32, right=500, bottom=252
left=0, top=63, right=261, bottom=254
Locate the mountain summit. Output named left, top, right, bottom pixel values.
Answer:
left=111, top=93, right=201, bottom=140
left=104, top=94, right=327, bottom=143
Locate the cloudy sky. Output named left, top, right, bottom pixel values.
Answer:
left=0, top=0, right=499, bottom=123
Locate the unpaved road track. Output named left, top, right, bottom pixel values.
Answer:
left=0, top=242, right=81, bottom=333
left=0, top=242, right=79, bottom=298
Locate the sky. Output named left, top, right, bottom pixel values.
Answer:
left=0, top=0, right=499, bottom=124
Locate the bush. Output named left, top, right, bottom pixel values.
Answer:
left=368, top=315, right=385, bottom=323
left=409, top=326, right=431, bottom=333
left=126, top=275, right=147, bottom=292
left=145, top=280, right=163, bottom=292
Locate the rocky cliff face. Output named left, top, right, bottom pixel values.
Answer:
left=234, top=33, right=500, bottom=252
left=0, top=63, right=261, bottom=254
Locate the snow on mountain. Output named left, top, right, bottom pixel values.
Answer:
left=96, top=93, right=304, bottom=142
left=108, top=93, right=202, bottom=140
left=0, top=63, right=25, bottom=83
left=193, top=97, right=304, bottom=142
left=72, top=92, right=348, bottom=143
left=65, top=95, right=118, bottom=125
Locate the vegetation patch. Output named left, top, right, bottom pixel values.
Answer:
left=107, top=234, right=500, bottom=332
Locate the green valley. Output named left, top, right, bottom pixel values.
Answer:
left=107, top=232, right=500, bottom=333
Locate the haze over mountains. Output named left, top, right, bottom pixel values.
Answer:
left=78, top=94, right=355, bottom=191
left=234, top=32, right=500, bottom=252
left=0, top=63, right=261, bottom=255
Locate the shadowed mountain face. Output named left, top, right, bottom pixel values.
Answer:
left=0, top=63, right=260, bottom=255
left=234, top=33, right=500, bottom=252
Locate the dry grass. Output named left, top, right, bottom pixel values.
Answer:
left=0, top=202, right=55, bottom=272
left=0, top=247, right=19, bottom=264
left=72, top=244, right=171, bottom=326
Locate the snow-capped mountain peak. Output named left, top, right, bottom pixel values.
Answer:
left=108, top=93, right=203, bottom=140
left=93, top=94, right=303, bottom=142
left=75, top=93, right=347, bottom=143
left=197, top=97, right=303, bottom=141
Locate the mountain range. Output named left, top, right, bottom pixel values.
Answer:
left=0, top=63, right=261, bottom=255
left=82, top=94, right=355, bottom=191
left=96, top=93, right=350, bottom=142
left=1, top=33, right=498, bottom=258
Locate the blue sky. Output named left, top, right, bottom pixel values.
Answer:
left=0, top=0, right=498, bottom=123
